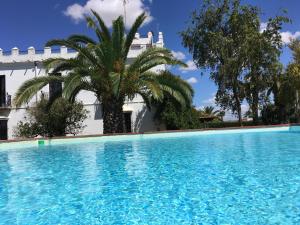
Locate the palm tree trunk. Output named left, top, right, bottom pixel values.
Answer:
left=102, top=98, right=124, bottom=134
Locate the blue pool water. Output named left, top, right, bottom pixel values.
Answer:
left=1, top=130, right=300, bottom=224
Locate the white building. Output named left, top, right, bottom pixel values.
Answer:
left=0, top=32, right=165, bottom=140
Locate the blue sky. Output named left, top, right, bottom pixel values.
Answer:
left=0, top=0, right=300, bottom=109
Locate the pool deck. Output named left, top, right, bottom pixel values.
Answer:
left=0, top=123, right=299, bottom=150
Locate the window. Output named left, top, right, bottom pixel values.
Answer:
left=0, top=75, right=5, bottom=107
left=49, top=73, right=62, bottom=100
left=130, top=45, right=141, bottom=50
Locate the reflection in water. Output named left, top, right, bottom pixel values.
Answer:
left=6, top=150, right=36, bottom=218
left=78, top=143, right=102, bottom=193
left=0, top=153, right=9, bottom=211
left=125, top=141, right=148, bottom=177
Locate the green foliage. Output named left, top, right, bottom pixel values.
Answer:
left=155, top=100, right=200, bottom=130
left=181, top=0, right=288, bottom=124
left=263, top=39, right=300, bottom=124
left=261, top=104, right=281, bottom=124
left=14, top=12, right=190, bottom=134
left=198, top=106, right=224, bottom=121
left=14, top=98, right=88, bottom=138
left=198, top=120, right=264, bottom=129
left=181, top=0, right=254, bottom=123
left=155, top=99, right=264, bottom=130
left=244, top=14, right=289, bottom=123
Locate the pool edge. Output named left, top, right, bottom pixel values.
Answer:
left=0, top=124, right=298, bottom=150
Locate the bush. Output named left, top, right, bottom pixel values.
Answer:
left=14, top=98, right=88, bottom=138
left=197, top=120, right=264, bottom=129
left=155, top=101, right=200, bottom=130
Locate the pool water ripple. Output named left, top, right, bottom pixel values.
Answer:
left=1, top=131, right=300, bottom=224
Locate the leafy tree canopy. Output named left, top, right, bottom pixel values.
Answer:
left=181, top=0, right=288, bottom=124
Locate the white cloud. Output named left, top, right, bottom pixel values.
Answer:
left=64, top=0, right=153, bottom=28
left=260, top=22, right=300, bottom=45
left=201, top=93, right=216, bottom=105
left=186, top=77, right=198, bottom=84
left=171, top=50, right=186, bottom=60
left=65, top=3, right=85, bottom=21
left=281, top=31, right=300, bottom=44
left=179, top=60, right=197, bottom=73
left=202, top=96, right=215, bottom=105
left=260, top=22, right=267, bottom=33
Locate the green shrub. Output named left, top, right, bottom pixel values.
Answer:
left=155, top=101, right=200, bottom=130
left=197, top=120, right=264, bottom=129
left=14, top=98, right=88, bottom=138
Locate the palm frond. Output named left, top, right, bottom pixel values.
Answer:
left=112, top=16, right=125, bottom=63
left=156, top=71, right=194, bottom=107
left=123, top=13, right=147, bottom=59
left=109, top=72, right=121, bottom=96
left=14, top=76, right=63, bottom=108
left=137, top=90, right=152, bottom=109
left=67, top=34, right=97, bottom=45
left=91, top=10, right=111, bottom=42
left=139, top=57, right=187, bottom=74
left=142, top=80, right=164, bottom=101
left=45, top=39, right=100, bottom=67
left=63, top=73, right=93, bottom=101
left=127, top=47, right=187, bottom=74
left=43, top=58, right=86, bottom=74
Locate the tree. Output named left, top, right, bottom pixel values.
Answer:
left=262, top=39, right=300, bottom=124
left=14, top=97, right=88, bottom=138
left=285, top=39, right=300, bottom=121
left=155, top=101, right=200, bottom=130
left=199, top=106, right=224, bottom=121
left=13, top=12, right=191, bottom=134
left=244, top=16, right=288, bottom=124
left=273, top=39, right=300, bottom=123
left=181, top=0, right=253, bottom=125
left=181, top=0, right=288, bottom=125
left=153, top=76, right=196, bottom=130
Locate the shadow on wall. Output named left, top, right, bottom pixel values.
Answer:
left=92, top=103, right=164, bottom=132
left=134, top=106, right=163, bottom=132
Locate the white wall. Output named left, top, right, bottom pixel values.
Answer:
left=0, top=32, right=166, bottom=139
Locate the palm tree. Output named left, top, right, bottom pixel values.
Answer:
left=199, top=106, right=224, bottom=121
left=14, top=12, right=192, bottom=134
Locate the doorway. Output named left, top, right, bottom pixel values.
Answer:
left=0, top=120, right=8, bottom=140
left=123, top=112, right=132, bottom=133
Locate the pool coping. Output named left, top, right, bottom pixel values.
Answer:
left=0, top=123, right=299, bottom=150
left=0, top=123, right=293, bottom=143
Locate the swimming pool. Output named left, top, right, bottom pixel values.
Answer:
left=1, top=126, right=300, bottom=224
